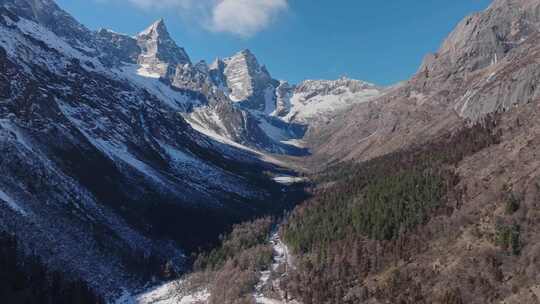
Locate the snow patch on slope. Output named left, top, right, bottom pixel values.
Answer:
left=253, top=232, right=299, bottom=304
left=186, top=114, right=288, bottom=167
left=136, top=64, right=161, bottom=79
left=57, top=101, right=167, bottom=185
left=0, top=189, right=27, bottom=216
left=284, top=86, right=381, bottom=123
left=159, top=142, right=257, bottom=197
left=115, top=281, right=209, bottom=304
left=0, top=15, right=103, bottom=74
left=264, top=86, right=277, bottom=115
left=258, top=117, right=289, bottom=143
left=114, top=64, right=198, bottom=111
left=97, top=139, right=166, bottom=185
left=16, top=18, right=98, bottom=65
left=272, top=176, right=305, bottom=185
left=0, top=119, right=33, bottom=152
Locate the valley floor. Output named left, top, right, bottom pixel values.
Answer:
left=253, top=232, right=299, bottom=304
left=117, top=231, right=299, bottom=304
left=114, top=281, right=209, bottom=304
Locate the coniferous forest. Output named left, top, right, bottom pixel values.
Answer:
left=187, top=218, right=276, bottom=304
left=279, top=116, right=502, bottom=304
left=180, top=116, right=505, bottom=304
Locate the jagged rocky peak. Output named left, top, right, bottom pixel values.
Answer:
left=171, top=61, right=214, bottom=93
left=222, top=49, right=274, bottom=100
left=275, top=81, right=294, bottom=117
left=209, top=58, right=225, bottom=70
left=136, top=18, right=191, bottom=76
left=217, top=49, right=279, bottom=111
left=225, top=49, right=262, bottom=68
left=221, top=49, right=263, bottom=101
left=420, top=0, right=540, bottom=76
left=208, top=58, right=228, bottom=88
left=194, top=60, right=209, bottom=74
left=138, top=18, right=166, bottom=38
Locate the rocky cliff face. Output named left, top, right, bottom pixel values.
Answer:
left=136, top=19, right=191, bottom=77
left=217, top=49, right=280, bottom=113
left=309, top=0, right=540, bottom=164
left=424, top=0, right=540, bottom=74
left=416, top=0, right=540, bottom=120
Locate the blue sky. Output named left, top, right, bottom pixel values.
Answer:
left=56, top=0, right=492, bottom=86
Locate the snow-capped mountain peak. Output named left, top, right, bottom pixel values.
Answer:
left=136, top=18, right=191, bottom=77
left=216, top=49, right=278, bottom=111
left=276, top=77, right=383, bottom=124
left=137, top=18, right=166, bottom=37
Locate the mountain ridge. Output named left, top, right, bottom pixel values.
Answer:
left=91, top=16, right=384, bottom=156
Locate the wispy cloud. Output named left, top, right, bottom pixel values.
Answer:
left=104, top=0, right=289, bottom=38
left=209, top=0, right=288, bottom=37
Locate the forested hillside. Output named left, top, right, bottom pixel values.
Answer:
left=267, top=95, right=540, bottom=304
left=281, top=117, right=505, bottom=303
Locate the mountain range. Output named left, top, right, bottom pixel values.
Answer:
left=0, top=0, right=382, bottom=297
left=1, top=0, right=540, bottom=303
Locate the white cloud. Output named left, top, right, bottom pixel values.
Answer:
left=105, top=0, right=288, bottom=38
left=209, top=0, right=288, bottom=37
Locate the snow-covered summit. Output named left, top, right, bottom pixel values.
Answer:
left=136, top=18, right=191, bottom=77
left=194, top=49, right=384, bottom=152
left=275, top=77, right=383, bottom=124
left=295, top=77, right=379, bottom=95
left=212, top=49, right=279, bottom=112
left=137, top=18, right=166, bottom=37
left=0, top=0, right=383, bottom=156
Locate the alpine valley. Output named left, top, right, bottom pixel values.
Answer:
left=1, top=0, right=540, bottom=304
